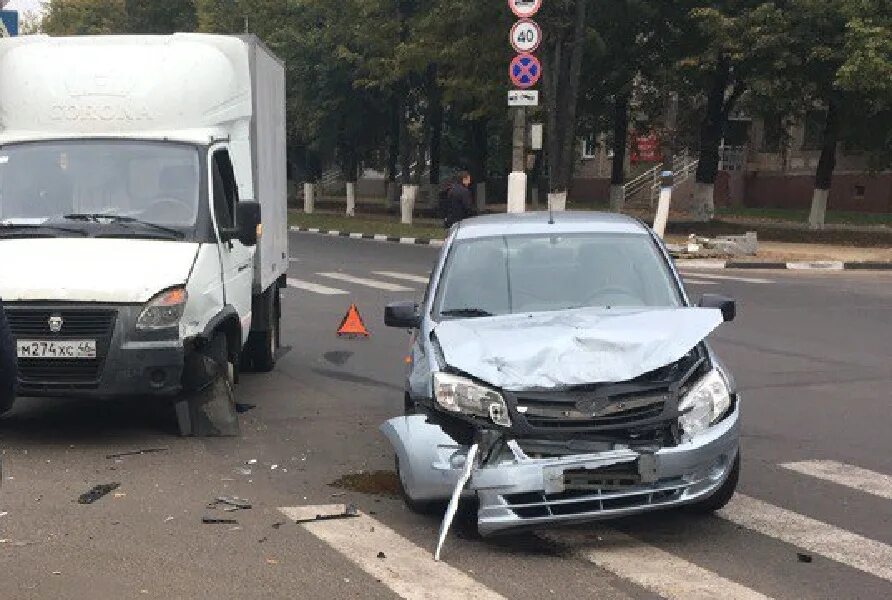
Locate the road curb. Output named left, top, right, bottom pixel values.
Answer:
left=678, top=259, right=892, bottom=271
left=289, top=228, right=892, bottom=270
left=290, top=226, right=444, bottom=246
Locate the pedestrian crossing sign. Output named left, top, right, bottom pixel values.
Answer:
left=0, top=11, right=18, bottom=37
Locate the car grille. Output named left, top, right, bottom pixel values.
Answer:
left=6, top=307, right=117, bottom=391
left=503, top=484, right=686, bottom=519
left=511, top=389, right=670, bottom=432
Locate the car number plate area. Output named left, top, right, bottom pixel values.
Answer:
left=17, top=340, right=97, bottom=359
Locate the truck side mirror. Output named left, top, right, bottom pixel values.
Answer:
left=698, top=294, right=736, bottom=322
left=234, top=201, right=261, bottom=247
left=385, top=302, right=420, bottom=329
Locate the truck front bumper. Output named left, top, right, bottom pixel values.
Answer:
left=381, top=404, right=740, bottom=536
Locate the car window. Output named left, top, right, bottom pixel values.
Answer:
left=435, top=233, right=681, bottom=317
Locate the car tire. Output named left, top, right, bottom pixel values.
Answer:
left=246, top=286, right=279, bottom=373
left=687, top=451, right=740, bottom=514
left=395, top=455, right=446, bottom=515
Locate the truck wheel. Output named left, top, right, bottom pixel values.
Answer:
left=175, top=332, right=240, bottom=437
left=687, top=451, right=740, bottom=514
left=247, top=286, right=279, bottom=373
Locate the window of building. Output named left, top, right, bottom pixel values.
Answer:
left=581, top=134, right=598, bottom=159
left=854, top=185, right=866, bottom=200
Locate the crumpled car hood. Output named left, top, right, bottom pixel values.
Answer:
left=433, top=307, right=723, bottom=391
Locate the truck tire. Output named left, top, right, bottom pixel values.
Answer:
left=176, top=332, right=240, bottom=437
left=245, top=286, right=279, bottom=373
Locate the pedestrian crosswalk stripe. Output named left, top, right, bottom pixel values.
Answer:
left=679, top=272, right=774, bottom=284
left=318, top=272, right=414, bottom=292
left=539, top=528, right=770, bottom=600
left=720, top=494, right=892, bottom=582
left=780, top=460, right=892, bottom=501
left=278, top=505, right=506, bottom=600
left=287, top=278, right=348, bottom=295
left=682, top=278, right=718, bottom=286
left=373, top=271, right=430, bottom=284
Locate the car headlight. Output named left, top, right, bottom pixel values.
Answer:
left=678, top=369, right=732, bottom=442
left=432, top=372, right=511, bottom=427
left=137, top=287, right=188, bottom=330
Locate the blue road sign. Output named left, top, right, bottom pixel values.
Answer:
left=0, top=10, right=18, bottom=37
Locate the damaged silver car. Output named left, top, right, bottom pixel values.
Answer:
left=381, top=212, right=739, bottom=543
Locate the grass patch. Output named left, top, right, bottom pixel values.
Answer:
left=289, top=211, right=446, bottom=240
left=716, top=207, right=892, bottom=226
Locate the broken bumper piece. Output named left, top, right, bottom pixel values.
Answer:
left=381, top=404, right=739, bottom=536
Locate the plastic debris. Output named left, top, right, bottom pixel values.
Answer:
left=797, top=553, right=813, bottom=563
left=377, top=551, right=386, bottom=559
left=208, top=495, right=252, bottom=511
left=434, top=443, right=479, bottom=561
left=202, top=517, right=238, bottom=525
left=246, top=459, right=258, bottom=465
left=105, top=447, right=169, bottom=460
left=291, top=504, right=359, bottom=524
left=78, top=483, right=120, bottom=504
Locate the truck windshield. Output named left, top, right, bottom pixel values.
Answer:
left=0, top=141, right=200, bottom=228
left=435, top=233, right=682, bottom=317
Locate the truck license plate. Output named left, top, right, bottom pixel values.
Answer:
left=17, top=340, right=97, bottom=359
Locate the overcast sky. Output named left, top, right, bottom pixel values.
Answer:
left=5, top=0, right=42, bottom=13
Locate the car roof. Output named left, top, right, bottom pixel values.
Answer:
left=453, top=211, right=650, bottom=240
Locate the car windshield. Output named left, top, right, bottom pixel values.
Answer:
left=0, top=141, right=200, bottom=228
left=435, top=232, right=681, bottom=317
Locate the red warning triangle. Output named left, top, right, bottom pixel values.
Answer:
left=337, top=303, right=369, bottom=337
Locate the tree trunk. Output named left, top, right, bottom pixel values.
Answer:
left=809, top=101, right=839, bottom=229
left=543, top=0, right=588, bottom=199
left=610, top=92, right=630, bottom=211
left=428, top=65, right=443, bottom=187
left=385, top=97, right=400, bottom=211
left=694, top=58, right=732, bottom=221
left=341, top=145, right=358, bottom=217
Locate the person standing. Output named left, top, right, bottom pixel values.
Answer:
left=0, top=299, right=16, bottom=415
left=445, top=171, right=475, bottom=228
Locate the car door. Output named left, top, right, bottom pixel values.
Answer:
left=209, top=146, right=254, bottom=344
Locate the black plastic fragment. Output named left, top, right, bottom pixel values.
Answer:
left=78, top=483, right=120, bottom=504
left=292, top=504, right=359, bottom=524
left=106, top=447, right=169, bottom=460
left=202, top=517, right=238, bottom=525
left=797, top=553, right=813, bottom=563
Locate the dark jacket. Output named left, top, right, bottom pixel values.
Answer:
left=0, top=300, right=16, bottom=406
left=445, top=182, right=474, bottom=227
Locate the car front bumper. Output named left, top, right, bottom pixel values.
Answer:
left=381, top=404, right=740, bottom=536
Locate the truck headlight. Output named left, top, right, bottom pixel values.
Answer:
left=433, top=372, right=511, bottom=427
left=678, top=369, right=731, bottom=442
left=137, top=287, right=188, bottom=330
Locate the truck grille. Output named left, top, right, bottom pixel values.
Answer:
left=6, top=307, right=117, bottom=391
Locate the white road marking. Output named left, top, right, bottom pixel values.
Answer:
left=680, top=272, right=774, bottom=284
left=539, top=529, right=770, bottom=600
left=373, top=271, right=430, bottom=284
left=780, top=460, right=892, bottom=501
left=286, top=278, right=348, bottom=296
left=279, top=505, right=506, bottom=600
left=317, top=272, right=413, bottom=292
left=720, top=494, right=892, bottom=582
left=682, top=278, right=718, bottom=286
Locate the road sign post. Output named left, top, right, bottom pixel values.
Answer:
left=507, top=1, right=543, bottom=214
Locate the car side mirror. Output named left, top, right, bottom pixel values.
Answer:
left=385, top=301, right=420, bottom=329
left=233, top=201, right=261, bottom=246
left=699, top=294, right=736, bottom=322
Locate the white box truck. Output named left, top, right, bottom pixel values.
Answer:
left=0, top=34, right=288, bottom=434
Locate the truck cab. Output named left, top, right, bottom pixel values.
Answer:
left=0, top=34, right=288, bottom=431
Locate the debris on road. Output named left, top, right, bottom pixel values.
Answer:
left=207, top=496, right=252, bottom=511
left=105, top=447, right=169, bottom=460
left=377, top=551, right=386, bottom=559
left=797, top=553, right=813, bottom=563
left=669, top=231, right=759, bottom=258
left=78, top=482, right=120, bottom=505
left=290, top=504, right=359, bottom=524
left=235, top=467, right=252, bottom=476
left=246, top=459, right=258, bottom=465
left=202, top=517, right=239, bottom=525
left=271, top=522, right=285, bottom=529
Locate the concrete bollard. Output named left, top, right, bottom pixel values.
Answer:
left=303, top=182, right=315, bottom=214
left=346, top=182, right=356, bottom=217
left=400, top=184, right=418, bottom=224
left=547, top=191, right=567, bottom=212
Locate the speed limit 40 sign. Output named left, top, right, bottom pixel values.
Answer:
left=510, top=19, right=542, bottom=53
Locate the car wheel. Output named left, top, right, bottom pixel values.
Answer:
left=687, top=451, right=740, bottom=514
left=395, top=455, right=446, bottom=515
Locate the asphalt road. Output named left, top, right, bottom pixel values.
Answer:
left=1, top=231, right=890, bottom=599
